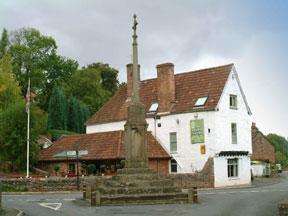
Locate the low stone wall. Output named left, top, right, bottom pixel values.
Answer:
left=1, top=158, right=214, bottom=192
left=1, top=178, right=80, bottom=192
left=279, top=199, right=288, bottom=216
left=169, top=157, right=214, bottom=188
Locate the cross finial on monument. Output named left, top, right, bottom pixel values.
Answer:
left=132, top=14, right=138, bottom=46
left=132, top=14, right=138, bottom=32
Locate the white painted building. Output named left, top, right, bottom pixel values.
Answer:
left=85, top=63, right=252, bottom=187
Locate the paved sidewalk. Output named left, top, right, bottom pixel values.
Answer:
left=252, top=173, right=284, bottom=187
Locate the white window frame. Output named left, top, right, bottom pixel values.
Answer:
left=194, top=96, right=208, bottom=107
left=170, top=159, right=177, bottom=173
left=169, top=132, right=177, bottom=152
left=230, top=94, right=237, bottom=109
left=227, top=158, right=238, bottom=178
left=149, top=102, right=158, bottom=112
left=231, top=123, right=237, bottom=144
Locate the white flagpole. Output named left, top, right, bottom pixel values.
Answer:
left=26, top=78, right=30, bottom=178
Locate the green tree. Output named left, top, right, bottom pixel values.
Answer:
left=67, top=96, right=81, bottom=133
left=0, top=101, right=43, bottom=171
left=0, top=53, right=22, bottom=111
left=80, top=103, right=90, bottom=133
left=9, top=28, right=78, bottom=110
left=87, top=63, right=119, bottom=93
left=267, top=133, right=288, bottom=167
left=47, top=86, right=67, bottom=130
left=0, top=28, right=9, bottom=58
left=65, top=63, right=119, bottom=114
left=38, top=53, right=78, bottom=110
left=67, top=96, right=90, bottom=133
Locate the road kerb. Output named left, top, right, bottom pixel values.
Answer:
left=3, top=191, right=80, bottom=195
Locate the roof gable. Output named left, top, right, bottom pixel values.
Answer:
left=215, top=66, right=251, bottom=114
left=86, top=64, right=233, bottom=125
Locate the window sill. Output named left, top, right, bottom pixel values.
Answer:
left=170, top=151, right=178, bottom=154
left=228, top=177, right=240, bottom=180
left=230, top=107, right=238, bottom=110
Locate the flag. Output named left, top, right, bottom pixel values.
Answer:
left=26, top=79, right=30, bottom=113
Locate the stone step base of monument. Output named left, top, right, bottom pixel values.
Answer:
left=98, top=186, right=182, bottom=195
left=85, top=172, right=193, bottom=206
left=102, top=178, right=174, bottom=188
left=100, top=192, right=189, bottom=206
left=117, top=168, right=154, bottom=175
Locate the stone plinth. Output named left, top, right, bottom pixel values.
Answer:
left=85, top=173, right=190, bottom=206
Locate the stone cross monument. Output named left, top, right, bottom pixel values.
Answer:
left=121, top=14, right=149, bottom=172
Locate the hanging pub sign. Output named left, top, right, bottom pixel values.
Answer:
left=190, top=119, right=205, bottom=144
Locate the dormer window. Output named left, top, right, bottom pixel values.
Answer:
left=230, top=95, right=237, bottom=109
left=194, top=96, right=208, bottom=107
left=149, top=102, right=158, bottom=112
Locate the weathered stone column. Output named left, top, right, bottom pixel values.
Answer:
left=119, top=14, right=150, bottom=174
left=124, top=102, right=148, bottom=168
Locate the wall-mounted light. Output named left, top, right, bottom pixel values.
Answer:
left=208, top=128, right=211, bottom=133
left=176, top=119, right=179, bottom=124
left=194, top=113, right=198, bottom=119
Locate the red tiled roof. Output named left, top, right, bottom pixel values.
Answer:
left=251, top=127, right=275, bottom=163
left=39, top=131, right=170, bottom=161
left=86, top=64, right=233, bottom=125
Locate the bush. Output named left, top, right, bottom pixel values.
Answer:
left=87, top=164, right=96, bottom=175
left=2, top=184, right=28, bottom=192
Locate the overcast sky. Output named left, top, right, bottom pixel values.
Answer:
left=1, top=0, right=288, bottom=137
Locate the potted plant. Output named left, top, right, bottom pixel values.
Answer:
left=120, top=160, right=126, bottom=168
left=53, top=164, right=60, bottom=176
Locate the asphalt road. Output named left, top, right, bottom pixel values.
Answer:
left=2, top=172, right=288, bottom=216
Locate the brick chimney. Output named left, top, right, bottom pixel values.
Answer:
left=156, top=63, right=175, bottom=113
left=126, top=64, right=140, bottom=99
left=251, top=122, right=258, bottom=138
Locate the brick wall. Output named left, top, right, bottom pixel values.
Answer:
left=279, top=199, right=288, bottom=216
left=38, top=161, right=81, bottom=176
left=251, top=124, right=275, bottom=163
